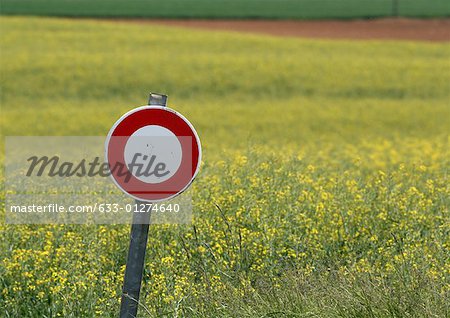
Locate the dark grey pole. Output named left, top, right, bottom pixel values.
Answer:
left=119, top=93, right=168, bottom=318
left=119, top=203, right=151, bottom=317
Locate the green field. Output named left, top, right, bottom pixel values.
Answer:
left=1, top=0, right=450, bottom=19
left=1, top=16, right=450, bottom=317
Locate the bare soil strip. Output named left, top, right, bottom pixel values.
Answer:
left=115, top=18, right=450, bottom=42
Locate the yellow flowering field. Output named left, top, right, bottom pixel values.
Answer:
left=0, top=17, right=449, bottom=317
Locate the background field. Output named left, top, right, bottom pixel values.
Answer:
left=1, top=16, right=450, bottom=317
left=1, top=0, right=450, bottom=19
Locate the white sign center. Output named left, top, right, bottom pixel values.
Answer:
left=124, top=125, right=183, bottom=184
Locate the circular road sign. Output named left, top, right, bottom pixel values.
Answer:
left=105, top=106, right=201, bottom=202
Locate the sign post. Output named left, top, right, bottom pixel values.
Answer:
left=106, top=93, right=201, bottom=317
left=119, top=200, right=151, bottom=317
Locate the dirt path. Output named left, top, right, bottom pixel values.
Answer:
left=118, top=18, right=450, bottom=42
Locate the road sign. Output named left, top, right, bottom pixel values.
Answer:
left=110, top=93, right=201, bottom=318
left=106, top=103, right=201, bottom=202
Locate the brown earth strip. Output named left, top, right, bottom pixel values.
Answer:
left=115, top=18, right=450, bottom=42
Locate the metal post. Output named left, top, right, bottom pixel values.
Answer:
left=148, top=92, right=168, bottom=106
left=119, top=93, right=167, bottom=318
left=119, top=202, right=151, bottom=317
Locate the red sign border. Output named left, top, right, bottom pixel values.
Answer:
left=105, top=106, right=201, bottom=202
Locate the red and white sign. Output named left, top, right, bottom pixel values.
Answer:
left=105, top=106, right=201, bottom=202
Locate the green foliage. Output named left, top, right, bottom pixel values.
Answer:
left=1, top=0, right=449, bottom=19
left=0, top=17, right=449, bottom=317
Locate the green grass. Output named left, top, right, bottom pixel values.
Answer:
left=0, top=0, right=449, bottom=19
left=1, top=17, right=449, bottom=317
